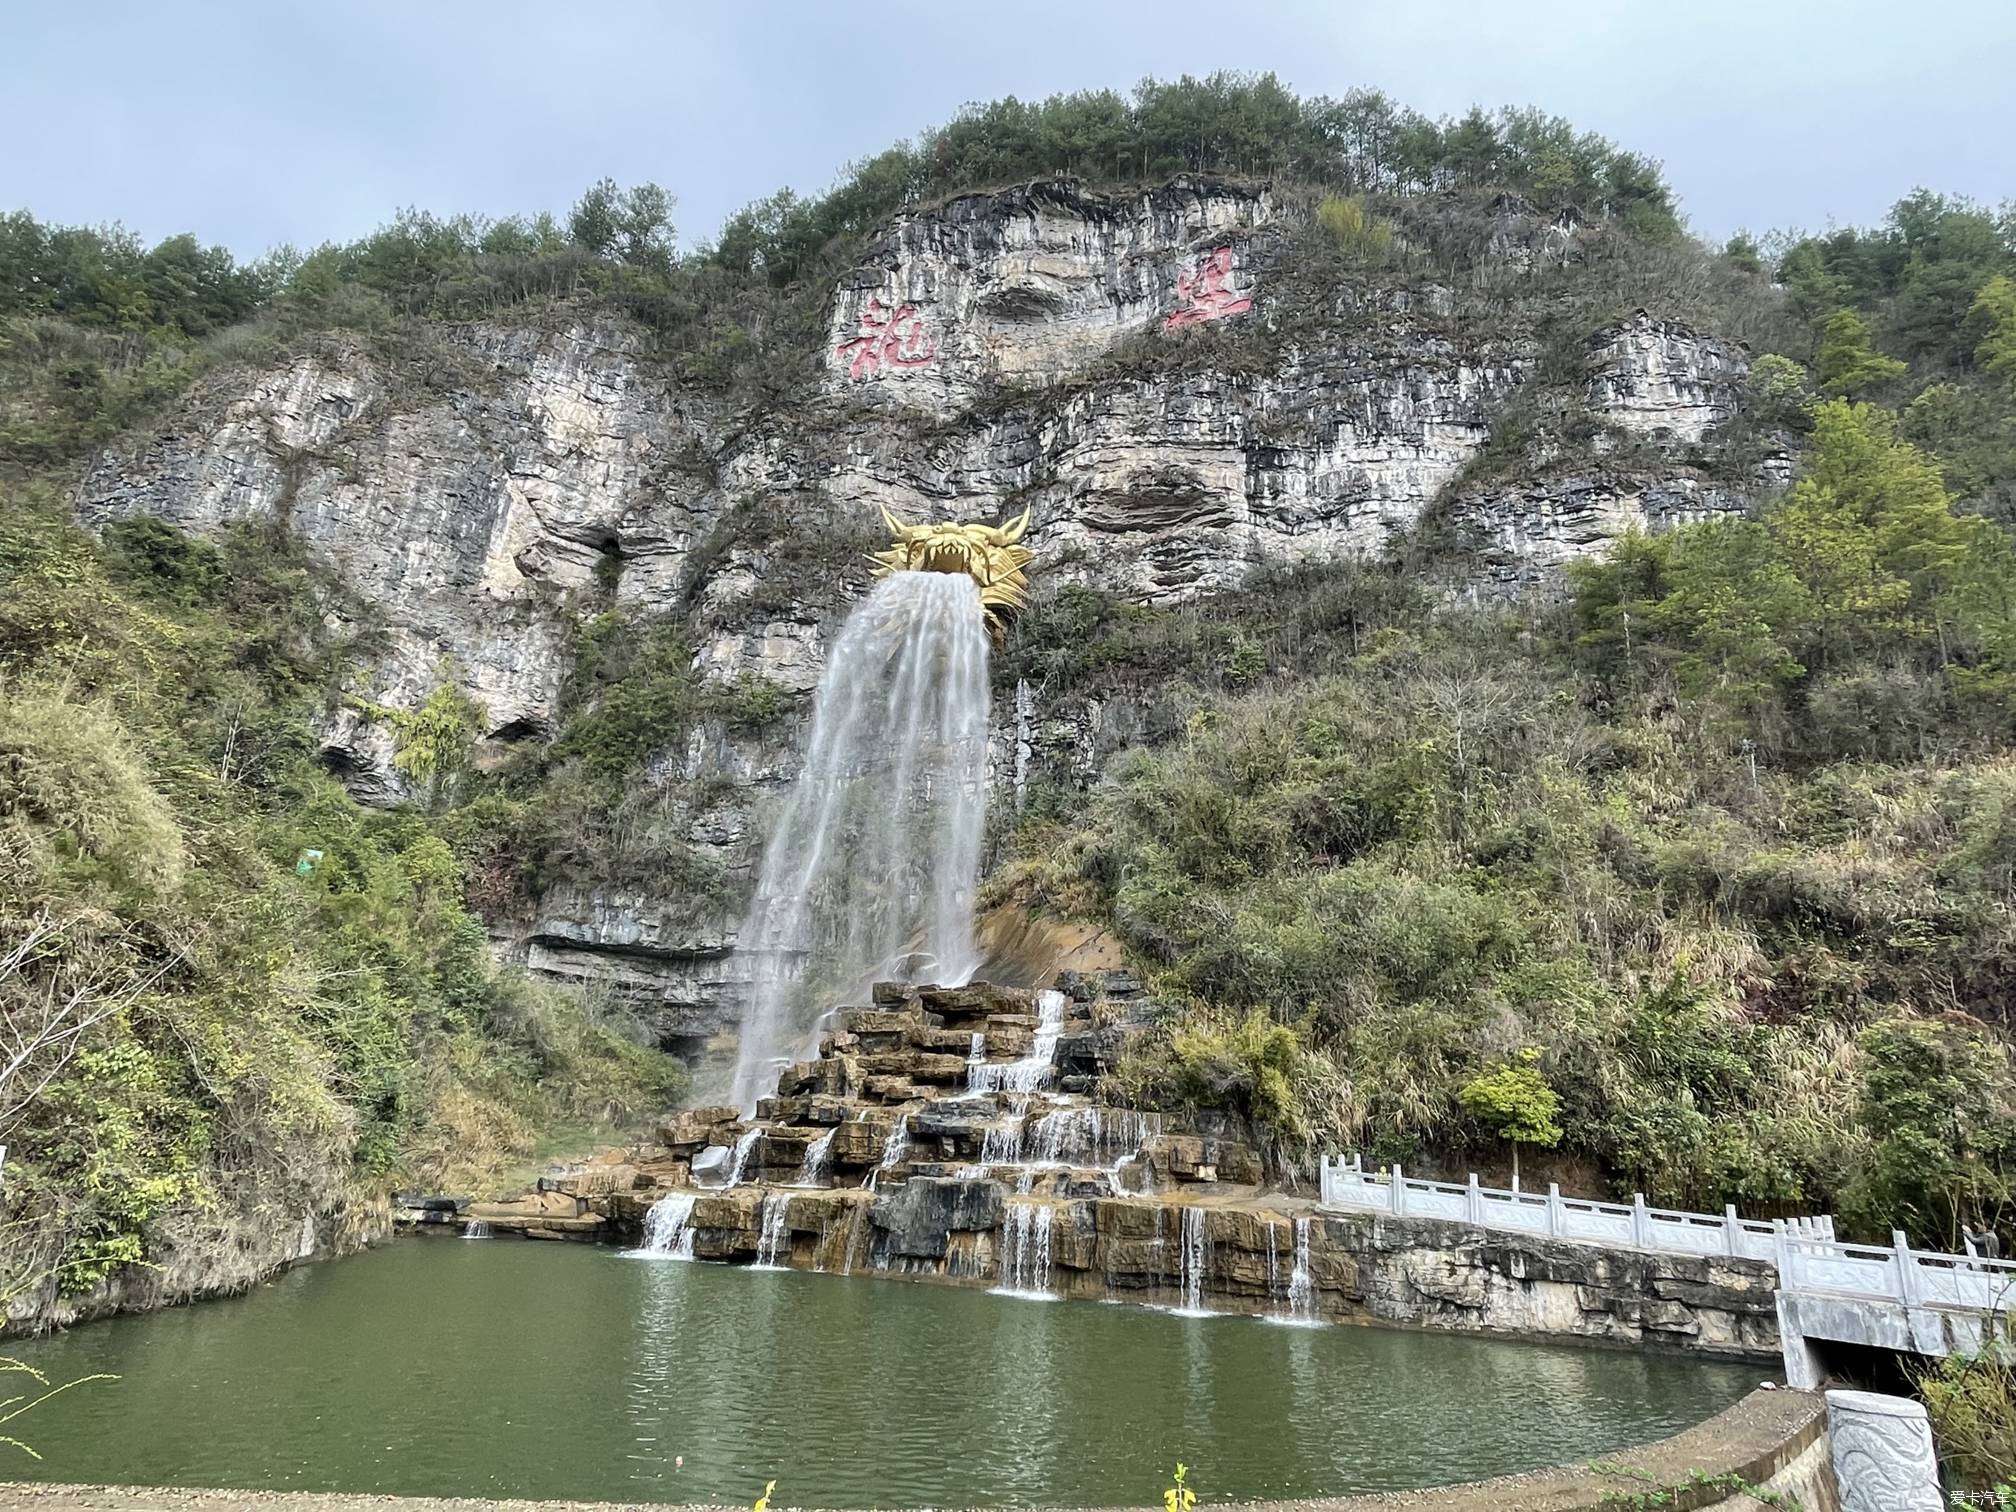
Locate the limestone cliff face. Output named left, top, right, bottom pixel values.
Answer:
left=75, top=178, right=1782, bottom=1044
left=79, top=323, right=721, bottom=781
left=823, top=178, right=1272, bottom=406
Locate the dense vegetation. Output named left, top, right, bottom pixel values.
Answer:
left=711, top=74, right=1680, bottom=284
left=0, top=494, right=681, bottom=1320
left=1769, top=190, right=2016, bottom=520
left=5, top=69, right=2016, bottom=1318
left=1, top=72, right=1691, bottom=467
left=997, top=397, right=2016, bottom=1247
left=961, top=141, right=2016, bottom=1252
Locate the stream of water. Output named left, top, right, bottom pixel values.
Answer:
left=728, top=571, right=992, bottom=1112
left=13, top=1241, right=1757, bottom=1507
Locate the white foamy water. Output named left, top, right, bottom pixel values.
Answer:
left=993, top=1201, right=1058, bottom=1299
left=968, top=988, right=1067, bottom=1095
left=1261, top=1215, right=1323, bottom=1327
left=796, top=1128, right=837, bottom=1186
left=1286, top=1215, right=1316, bottom=1321
left=631, top=1194, right=698, bottom=1260
left=754, top=1194, right=790, bottom=1269
left=728, top=572, right=992, bottom=1113
left=1172, top=1206, right=1212, bottom=1316
left=724, top=1127, right=762, bottom=1187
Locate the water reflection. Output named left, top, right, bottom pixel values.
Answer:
left=16, top=1241, right=1758, bottom=1508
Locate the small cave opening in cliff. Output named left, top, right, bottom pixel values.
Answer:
left=590, top=529, right=626, bottom=596
left=316, top=742, right=399, bottom=807
left=487, top=716, right=548, bottom=744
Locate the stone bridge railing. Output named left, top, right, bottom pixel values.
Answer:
left=1775, top=1226, right=2016, bottom=1390
left=1775, top=1223, right=2016, bottom=1310
left=1320, top=1153, right=1834, bottom=1262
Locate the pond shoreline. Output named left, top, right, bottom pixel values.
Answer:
left=454, top=1183, right=1789, bottom=1365
left=3, top=1240, right=1763, bottom=1507
left=427, top=1214, right=1789, bottom=1365
left=0, top=1385, right=1830, bottom=1511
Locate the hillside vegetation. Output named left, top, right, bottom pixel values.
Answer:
left=0, top=491, right=682, bottom=1321
left=4, top=72, right=2016, bottom=1319
left=996, top=400, right=2016, bottom=1247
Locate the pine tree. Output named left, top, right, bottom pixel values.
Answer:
left=1816, top=309, right=1908, bottom=397
left=1972, top=274, right=2016, bottom=389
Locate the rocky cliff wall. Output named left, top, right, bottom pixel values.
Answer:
left=471, top=1172, right=1781, bottom=1360
left=75, top=179, right=1784, bottom=1045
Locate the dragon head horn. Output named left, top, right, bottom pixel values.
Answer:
left=986, top=504, right=1032, bottom=546
left=879, top=504, right=921, bottom=540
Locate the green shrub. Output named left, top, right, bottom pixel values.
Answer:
left=0, top=691, right=186, bottom=892
left=1921, top=1349, right=2016, bottom=1494
left=0, top=501, right=686, bottom=1317
left=1121, top=1006, right=1337, bottom=1150
left=1315, top=195, right=1396, bottom=261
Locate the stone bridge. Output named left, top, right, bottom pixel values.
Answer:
left=1774, top=1225, right=2016, bottom=1389
left=1321, top=1154, right=2013, bottom=1391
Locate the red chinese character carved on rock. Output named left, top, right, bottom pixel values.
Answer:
left=1164, top=247, right=1252, bottom=330
left=835, top=296, right=939, bottom=378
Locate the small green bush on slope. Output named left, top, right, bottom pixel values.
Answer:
left=0, top=493, right=681, bottom=1321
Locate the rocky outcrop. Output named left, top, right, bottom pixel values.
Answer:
left=79, top=323, right=718, bottom=744
left=824, top=177, right=1273, bottom=407
left=75, top=180, right=1787, bottom=1031
left=12, top=1184, right=384, bottom=1333
left=1586, top=311, right=1744, bottom=443
left=521, top=883, right=742, bottom=1054
left=451, top=975, right=1778, bottom=1360
left=78, top=183, right=1772, bottom=743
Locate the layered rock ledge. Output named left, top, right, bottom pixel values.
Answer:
left=432, top=977, right=1779, bottom=1360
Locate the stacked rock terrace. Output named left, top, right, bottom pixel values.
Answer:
left=450, top=973, right=1785, bottom=1351
left=669, top=972, right=1245, bottom=1203
left=461, top=972, right=1309, bottom=1312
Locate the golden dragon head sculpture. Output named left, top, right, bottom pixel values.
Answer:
left=869, top=505, right=1034, bottom=635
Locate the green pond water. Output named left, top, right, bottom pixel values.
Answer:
left=14, top=1239, right=1760, bottom=1507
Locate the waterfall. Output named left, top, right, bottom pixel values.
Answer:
left=840, top=1200, right=868, bottom=1276
left=1029, top=1106, right=1096, bottom=1164
left=1176, top=1207, right=1210, bottom=1315
left=754, top=1195, right=790, bottom=1269
left=981, top=1120, right=1024, bottom=1164
left=993, top=1202, right=1056, bottom=1298
left=867, top=1120, right=910, bottom=1190
left=728, top=572, right=992, bottom=1113
left=1286, top=1216, right=1315, bottom=1322
left=725, top=1127, right=762, bottom=1187
left=460, top=1219, right=491, bottom=1240
left=968, top=988, right=1067, bottom=1094
left=1028, top=1107, right=1154, bottom=1167
left=637, top=1194, right=698, bottom=1260
left=796, top=1129, right=837, bottom=1186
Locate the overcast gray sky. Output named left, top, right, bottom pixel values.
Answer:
left=5, top=1, right=2010, bottom=258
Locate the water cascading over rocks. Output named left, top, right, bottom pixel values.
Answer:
left=727, top=569, right=994, bottom=1112
left=636, top=1194, right=698, bottom=1260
